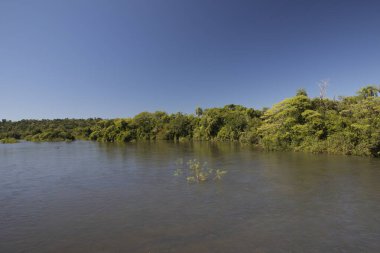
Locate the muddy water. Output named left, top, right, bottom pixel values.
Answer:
left=1, top=141, right=380, bottom=252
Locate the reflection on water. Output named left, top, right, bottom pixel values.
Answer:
left=1, top=141, right=380, bottom=252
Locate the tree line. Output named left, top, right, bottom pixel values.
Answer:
left=1, top=85, right=379, bottom=157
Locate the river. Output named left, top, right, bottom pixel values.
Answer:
left=1, top=141, right=380, bottom=252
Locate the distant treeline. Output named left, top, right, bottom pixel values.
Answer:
left=1, top=85, right=379, bottom=157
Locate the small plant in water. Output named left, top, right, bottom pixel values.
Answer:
left=174, top=158, right=227, bottom=183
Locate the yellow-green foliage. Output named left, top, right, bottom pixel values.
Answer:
left=0, top=138, right=18, bottom=144
left=1, top=85, right=379, bottom=156
left=257, top=87, right=380, bottom=156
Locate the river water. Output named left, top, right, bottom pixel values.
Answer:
left=1, top=141, right=380, bottom=252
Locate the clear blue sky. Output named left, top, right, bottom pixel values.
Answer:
left=1, top=0, right=379, bottom=120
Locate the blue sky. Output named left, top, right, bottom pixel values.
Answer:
left=1, top=0, right=380, bottom=120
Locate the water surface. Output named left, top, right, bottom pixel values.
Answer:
left=1, top=141, right=380, bottom=252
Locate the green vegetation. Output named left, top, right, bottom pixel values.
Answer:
left=0, top=137, right=18, bottom=144
left=0, top=118, right=99, bottom=142
left=174, top=159, right=227, bottom=183
left=1, top=85, right=379, bottom=157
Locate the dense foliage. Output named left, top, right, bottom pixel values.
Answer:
left=1, top=86, right=379, bottom=157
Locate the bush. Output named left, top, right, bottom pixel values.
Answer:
left=174, top=159, right=227, bottom=183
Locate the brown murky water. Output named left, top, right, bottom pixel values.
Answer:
left=1, top=141, right=380, bottom=252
